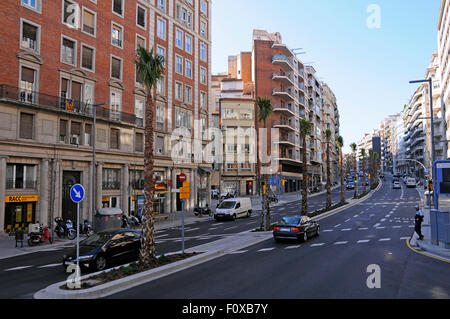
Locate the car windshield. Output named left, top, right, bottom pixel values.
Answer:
left=218, top=201, right=236, bottom=209
left=281, top=217, right=301, bottom=225
left=80, top=232, right=113, bottom=246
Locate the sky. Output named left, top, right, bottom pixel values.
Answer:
left=211, top=0, right=441, bottom=153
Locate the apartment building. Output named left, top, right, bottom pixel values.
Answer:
left=252, top=30, right=328, bottom=192
left=0, top=0, right=212, bottom=234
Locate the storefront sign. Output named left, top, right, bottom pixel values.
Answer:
left=155, top=183, right=167, bottom=190
left=5, top=195, right=39, bottom=203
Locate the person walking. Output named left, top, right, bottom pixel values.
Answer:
left=414, top=205, right=424, bottom=240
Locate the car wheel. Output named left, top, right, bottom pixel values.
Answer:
left=95, top=256, right=107, bottom=271
left=232, top=214, right=237, bottom=221
left=316, top=226, right=320, bottom=236
left=302, top=232, right=308, bottom=242
left=67, top=230, right=76, bottom=240
left=246, top=210, right=251, bottom=218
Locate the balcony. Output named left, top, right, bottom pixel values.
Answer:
left=273, top=119, right=296, bottom=132
left=275, top=135, right=297, bottom=148
left=272, top=43, right=294, bottom=57
left=272, top=55, right=294, bottom=71
left=272, top=72, right=295, bottom=87
left=273, top=104, right=295, bottom=117
left=277, top=153, right=301, bottom=165
left=0, top=84, right=137, bottom=126
left=272, top=88, right=296, bottom=102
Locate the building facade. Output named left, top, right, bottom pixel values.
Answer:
left=0, top=0, right=212, bottom=234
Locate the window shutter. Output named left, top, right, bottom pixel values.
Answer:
left=20, top=113, right=34, bottom=139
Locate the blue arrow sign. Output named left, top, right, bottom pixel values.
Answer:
left=70, top=184, right=85, bottom=203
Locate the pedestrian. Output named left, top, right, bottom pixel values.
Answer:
left=414, top=205, right=424, bottom=240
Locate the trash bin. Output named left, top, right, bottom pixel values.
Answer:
left=94, top=208, right=123, bottom=232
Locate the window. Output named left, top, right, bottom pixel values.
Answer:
left=200, top=43, right=207, bottom=61
left=200, top=0, right=207, bottom=14
left=135, top=97, right=144, bottom=127
left=103, top=168, right=120, bottom=189
left=156, top=46, right=166, bottom=66
left=63, top=0, right=79, bottom=28
left=200, top=67, right=207, bottom=84
left=176, top=4, right=192, bottom=28
left=156, top=76, right=165, bottom=95
left=61, top=36, right=76, bottom=65
left=157, top=18, right=166, bottom=40
left=157, top=0, right=165, bottom=10
left=175, top=82, right=183, bottom=100
left=185, top=34, right=192, bottom=54
left=137, top=6, right=146, bottom=28
left=6, top=164, right=36, bottom=189
left=21, top=20, right=40, bottom=52
left=175, top=55, right=183, bottom=74
left=19, top=66, right=36, bottom=103
left=81, top=44, right=95, bottom=71
left=200, top=20, right=207, bottom=37
left=22, top=0, right=41, bottom=12
left=60, top=119, right=68, bottom=143
left=200, top=91, right=207, bottom=109
left=136, top=35, right=146, bottom=50
left=200, top=116, right=207, bottom=138
left=111, top=23, right=123, bottom=48
left=135, top=133, right=143, bottom=152
left=82, top=8, right=96, bottom=36
left=185, top=85, right=192, bottom=104
left=20, top=112, right=34, bottom=139
left=155, top=136, right=165, bottom=155
left=110, top=90, right=122, bottom=121
left=156, top=103, right=165, bottom=131
left=175, top=109, right=192, bottom=130
left=85, top=123, right=92, bottom=146
left=175, top=29, right=183, bottom=48
left=112, top=0, right=124, bottom=16
left=110, top=128, right=120, bottom=149
left=185, top=60, right=192, bottom=78
left=70, top=121, right=81, bottom=144
left=111, top=56, right=122, bottom=80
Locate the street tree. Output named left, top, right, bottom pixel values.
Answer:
left=336, top=136, right=346, bottom=205
left=300, top=118, right=313, bottom=215
left=350, top=143, right=358, bottom=199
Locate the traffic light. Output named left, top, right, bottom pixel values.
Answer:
left=429, top=179, right=433, bottom=192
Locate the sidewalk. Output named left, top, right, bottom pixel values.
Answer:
left=411, top=188, right=450, bottom=261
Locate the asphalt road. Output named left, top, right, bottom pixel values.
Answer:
left=108, top=176, right=450, bottom=299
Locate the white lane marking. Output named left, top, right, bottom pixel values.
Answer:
left=357, top=240, right=370, bottom=243
left=341, top=228, right=352, bottom=232
left=381, top=218, right=386, bottom=222
left=392, top=226, right=402, bottom=229
left=408, top=225, right=415, bottom=228
left=208, top=227, right=218, bottom=231
left=285, top=245, right=301, bottom=249
left=379, top=238, right=391, bottom=242
left=376, top=226, right=386, bottom=229
left=258, top=248, right=275, bottom=252
left=230, top=250, right=248, bottom=254
left=323, top=229, right=334, bottom=232
left=334, top=241, right=348, bottom=245
left=155, top=234, right=169, bottom=238
left=373, top=223, right=380, bottom=228
left=400, top=237, right=410, bottom=240
left=353, top=215, right=359, bottom=218
left=4, top=266, right=33, bottom=271
left=358, top=227, right=369, bottom=230
left=224, top=226, right=238, bottom=231
left=345, top=218, right=351, bottom=223
left=310, top=243, right=325, bottom=247
left=185, top=228, right=200, bottom=232
left=334, top=224, right=341, bottom=228
left=38, top=263, right=61, bottom=268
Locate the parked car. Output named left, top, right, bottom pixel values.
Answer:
left=346, top=181, right=355, bottom=189
left=406, top=177, right=417, bottom=188
left=62, top=229, right=141, bottom=272
left=393, top=181, right=401, bottom=189
left=214, top=198, right=252, bottom=221
left=273, top=216, right=320, bottom=243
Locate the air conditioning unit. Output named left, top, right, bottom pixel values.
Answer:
left=71, top=135, right=80, bottom=145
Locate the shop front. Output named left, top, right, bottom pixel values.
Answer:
left=4, top=195, right=38, bottom=233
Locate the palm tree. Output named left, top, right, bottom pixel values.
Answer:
left=361, top=148, right=366, bottom=194
left=135, top=46, right=164, bottom=267
left=350, top=143, right=358, bottom=199
left=325, top=129, right=332, bottom=209
left=336, top=136, right=345, bottom=204
left=300, top=118, right=313, bottom=215
left=257, top=97, right=273, bottom=231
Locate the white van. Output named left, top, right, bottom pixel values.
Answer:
left=214, top=198, right=252, bottom=221
left=406, top=178, right=417, bottom=188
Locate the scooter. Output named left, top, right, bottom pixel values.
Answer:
left=194, top=205, right=213, bottom=217
left=28, top=224, right=53, bottom=246
left=54, top=217, right=77, bottom=240
left=76, top=220, right=94, bottom=236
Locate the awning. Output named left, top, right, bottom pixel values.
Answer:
left=198, top=167, right=214, bottom=174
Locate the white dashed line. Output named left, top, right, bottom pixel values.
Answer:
left=38, top=263, right=62, bottom=268
left=230, top=250, right=248, bottom=254
left=323, top=229, right=334, bottom=232
left=4, top=266, right=33, bottom=271
left=258, top=248, right=275, bottom=252
left=310, top=243, right=325, bottom=247
left=334, top=224, right=341, bottom=228
left=285, top=245, right=301, bottom=249
left=379, top=238, right=391, bottom=242
left=357, top=240, right=370, bottom=243
left=341, top=228, right=352, bottom=232
left=400, top=237, right=410, bottom=240
left=334, top=241, right=348, bottom=245
left=185, top=228, right=200, bottom=232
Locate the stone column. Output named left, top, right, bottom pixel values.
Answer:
left=39, top=159, right=49, bottom=226
left=190, top=169, right=196, bottom=211
left=165, top=167, right=172, bottom=214
left=0, top=156, right=8, bottom=234
left=96, top=163, right=103, bottom=210
left=121, top=164, right=129, bottom=215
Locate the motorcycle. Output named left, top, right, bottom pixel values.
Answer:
left=194, top=205, right=213, bottom=217
left=76, top=220, right=94, bottom=236
left=268, top=194, right=278, bottom=203
left=54, top=217, right=77, bottom=240
left=28, top=224, right=53, bottom=246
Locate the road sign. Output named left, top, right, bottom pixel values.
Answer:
left=424, top=169, right=429, bottom=176
left=179, top=173, right=187, bottom=182
left=180, top=181, right=190, bottom=199
left=70, top=184, right=85, bottom=203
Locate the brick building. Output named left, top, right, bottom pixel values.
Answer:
left=0, top=0, right=212, bottom=234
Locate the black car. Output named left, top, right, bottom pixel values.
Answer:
left=273, top=216, right=320, bottom=243
left=62, top=229, right=141, bottom=272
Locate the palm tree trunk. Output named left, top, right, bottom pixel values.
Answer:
left=302, top=136, right=308, bottom=215
left=140, top=93, right=156, bottom=267
left=326, top=141, right=331, bottom=209
left=339, top=149, right=345, bottom=204
left=353, top=153, right=357, bottom=199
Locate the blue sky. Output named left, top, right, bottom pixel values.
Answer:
left=211, top=0, right=441, bottom=153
